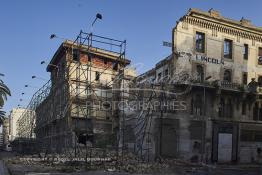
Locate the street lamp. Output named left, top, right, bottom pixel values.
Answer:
left=25, top=84, right=39, bottom=89
left=41, top=61, right=59, bottom=70
left=90, top=13, right=103, bottom=32
left=49, top=34, right=67, bottom=40
left=92, top=13, right=102, bottom=27
left=32, top=75, right=47, bottom=81
left=41, top=61, right=59, bottom=77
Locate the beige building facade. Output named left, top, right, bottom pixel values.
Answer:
left=9, top=108, right=27, bottom=141
left=125, top=8, right=262, bottom=163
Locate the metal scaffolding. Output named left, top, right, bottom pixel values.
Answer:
left=16, top=31, right=131, bottom=160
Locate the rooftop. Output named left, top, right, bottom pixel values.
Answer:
left=47, top=32, right=131, bottom=72
left=182, top=8, right=262, bottom=34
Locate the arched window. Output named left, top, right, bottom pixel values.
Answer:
left=224, top=70, right=231, bottom=82
left=196, top=65, right=204, bottom=83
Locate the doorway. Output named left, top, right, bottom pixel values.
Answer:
left=218, top=133, right=232, bottom=162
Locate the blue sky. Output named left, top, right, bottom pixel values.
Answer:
left=1, top=0, right=262, bottom=113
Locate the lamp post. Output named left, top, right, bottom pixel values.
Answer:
left=32, top=75, right=47, bottom=81
left=41, top=61, right=59, bottom=77
left=25, top=84, right=39, bottom=89
left=40, top=61, right=58, bottom=69
left=49, top=34, right=67, bottom=40
left=91, top=13, right=102, bottom=27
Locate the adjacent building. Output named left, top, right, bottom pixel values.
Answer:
left=2, top=117, right=10, bottom=146
left=9, top=108, right=26, bottom=141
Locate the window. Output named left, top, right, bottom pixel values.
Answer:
left=164, top=69, right=168, bottom=77
left=158, top=72, right=162, bottom=80
left=113, top=62, right=118, bottom=70
left=253, top=102, right=262, bottom=121
left=196, top=32, right=205, bottom=53
left=196, top=65, right=204, bottom=82
left=223, top=70, right=231, bottom=82
left=88, top=54, right=92, bottom=62
left=224, top=39, right=233, bottom=59
left=243, top=44, right=248, bottom=60
left=73, top=49, right=79, bottom=61
left=258, top=76, right=262, bottom=87
left=243, top=72, right=247, bottom=85
left=258, top=47, right=262, bottom=65
left=95, top=71, right=100, bottom=81
left=193, top=94, right=203, bottom=116
left=104, top=59, right=108, bottom=65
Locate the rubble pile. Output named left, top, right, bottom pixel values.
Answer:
left=4, top=150, right=205, bottom=174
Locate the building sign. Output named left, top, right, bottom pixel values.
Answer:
left=178, top=51, right=224, bottom=65
left=195, top=54, right=224, bottom=65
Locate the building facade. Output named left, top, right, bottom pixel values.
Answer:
left=2, top=117, right=10, bottom=147
left=9, top=108, right=26, bottom=141
left=125, top=8, right=262, bottom=163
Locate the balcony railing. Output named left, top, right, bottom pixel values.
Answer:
left=191, top=80, right=247, bottom=91
left=220, top=81, right=241, bottom=90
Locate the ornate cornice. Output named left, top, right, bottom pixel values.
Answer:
left=181, top=9, right=262, bottom=43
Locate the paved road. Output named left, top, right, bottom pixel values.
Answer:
left=23, top=169, right=261, bottom=175
left=0, top=160, right=10, bottom=175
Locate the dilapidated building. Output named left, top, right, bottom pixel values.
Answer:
left=125, top=8, right=262, bottom=163
left=34, top=33, right=135, bottom=152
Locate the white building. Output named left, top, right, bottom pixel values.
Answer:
left=9, top=108, right=26, bottom=141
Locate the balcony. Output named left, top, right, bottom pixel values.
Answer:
left=191, top=80, right=247, bottom=92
